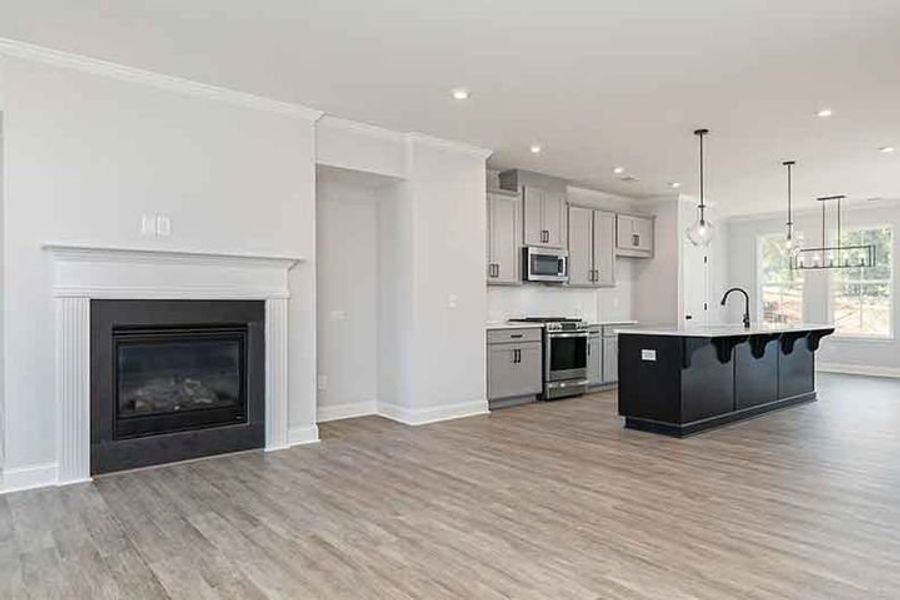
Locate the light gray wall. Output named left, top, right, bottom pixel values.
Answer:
left=1, top=56, right=318, bottom=471
left=632, top=197, right=684, bottom=327
left=723, top=203, right=900, bottom=373
left=0, top=113, right=5, bottom=470
left=316, top=172, right=379, bottom=417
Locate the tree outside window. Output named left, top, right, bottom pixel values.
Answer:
left=831, top=226, right=893, bottom=338
left=759, top=235, right=804, bottom=324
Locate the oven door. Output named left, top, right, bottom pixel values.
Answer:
left=525, top=248, right=568, bottom=282
left=545, top=331, right=588, bottom=382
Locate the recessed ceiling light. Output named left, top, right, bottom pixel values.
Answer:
left=669, top=182, right=681, bottom=189
left=451, top=88, right=470, bottom=100
left=530, top=144, right=542, bottom=154
left=612, top=166, right=625, bottom=174
left=816, top=108, right=833, bottom=118
left=879, top=146, right=895, bottom=153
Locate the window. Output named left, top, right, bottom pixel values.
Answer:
left=831, top=226, right=893, bottom=338
left=758, top=235, right=804, bottom=324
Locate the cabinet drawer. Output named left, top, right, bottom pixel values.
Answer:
left=487, top=328, right=543, bottom=344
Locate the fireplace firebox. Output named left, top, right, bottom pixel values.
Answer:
left=91, top=300, right=265, bottom=474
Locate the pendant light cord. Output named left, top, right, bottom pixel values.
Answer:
left=695, top=129, right=709, bottom=224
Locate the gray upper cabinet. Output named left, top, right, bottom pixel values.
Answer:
left=486, top=191, right=522, bottom=285
left=616, top=214, right=654, bottom=258
left=568, top=206, right=594, bottom=286
left=499, top=169, right=568, bottom=250
left=568, top=206, right=616, bottom=287
left=523, top=186, right=567, bottom=248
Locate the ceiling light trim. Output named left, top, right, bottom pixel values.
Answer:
left=0, top=37, right=325, bottom=121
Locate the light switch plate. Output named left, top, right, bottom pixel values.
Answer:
left=141, top=214, right=156, bottom=237
left=156, top=214, right=171, bottom=237
left=317, top=375, right=328, bottom=391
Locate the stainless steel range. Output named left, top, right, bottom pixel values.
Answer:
left=508, top=317, right=589, bottom=400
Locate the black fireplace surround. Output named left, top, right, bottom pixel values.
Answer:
left=91, top=300, right=265, bottom=474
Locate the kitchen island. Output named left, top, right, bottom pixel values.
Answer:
left=617, top=324, right=834, bottom=436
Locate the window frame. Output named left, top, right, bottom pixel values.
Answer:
left=756, top=233, right=805, bottom=325
left=828, top=225, right=894, bottom=341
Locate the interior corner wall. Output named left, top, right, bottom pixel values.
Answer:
left=0, top=56, right=318, bottom=477
left=376, top=179, right=415, bottom=414
left=315, top=171, right=379, bottom=420
left=632, top=197, right=684, bottom=327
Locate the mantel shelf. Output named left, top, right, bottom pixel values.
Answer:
left=42, top=242, right=304, bottom=268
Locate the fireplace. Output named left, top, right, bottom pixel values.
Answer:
left=91, top=300, right=265, bottom=474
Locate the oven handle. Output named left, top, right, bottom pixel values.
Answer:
left=547, top=331, right=589, bottom=339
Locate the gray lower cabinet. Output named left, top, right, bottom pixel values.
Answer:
left=587, top=328, right=602, bottom=386
left=487, top=328, right=543, bottom=405
left=602, top=336, right=619, bottom=384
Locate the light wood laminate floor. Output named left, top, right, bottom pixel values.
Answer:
left=2, top=373, right=900, bottom=599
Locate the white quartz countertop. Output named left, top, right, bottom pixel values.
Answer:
left=486, top=319, right=638, bottom=330
left=617, top=323, right=835, bottom=337
left=485, top=323, right=545, bottom=330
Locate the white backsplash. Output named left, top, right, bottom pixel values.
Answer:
left=487, top=262, right=634, bottom=324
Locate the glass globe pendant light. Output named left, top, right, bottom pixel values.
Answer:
left=685, top=128, right=715, bottom=247
left=781, top=160, right=804, bottom=258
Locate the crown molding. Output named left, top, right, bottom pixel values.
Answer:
left=0, top=37, right=324, bottom=121
left=317, top=115, right=406, bottom=143
left=406, top=132, right=493, bottom=160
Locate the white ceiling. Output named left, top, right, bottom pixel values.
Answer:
left=2, top=0, right=899, bottom=216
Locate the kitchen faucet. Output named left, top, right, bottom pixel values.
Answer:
left=721, top=287, right=751, bottom=329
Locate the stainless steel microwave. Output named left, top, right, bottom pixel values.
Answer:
left=523, top=246, right=568, bottom=283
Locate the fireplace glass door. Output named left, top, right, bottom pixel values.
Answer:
left=114, top=326, right=248, bottom=438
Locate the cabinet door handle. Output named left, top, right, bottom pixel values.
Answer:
left=587, top=344, right=591, bottom=356
left=512, top=348, right=521, bottom=363
left=632, top=233, right=640, bottom=247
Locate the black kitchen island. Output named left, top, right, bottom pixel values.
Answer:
left=617, top=324, right=834, bottom=436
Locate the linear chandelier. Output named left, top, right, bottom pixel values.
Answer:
left=792, top=195, right=876, bottom=270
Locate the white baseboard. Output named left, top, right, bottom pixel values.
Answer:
left=317, top=400, right=378, bottom=423
left=287, top=424, right=320, bottom=447
left=1, top=462, right=59, bottom=495
left=377, top=399, right=489, bottom=426
left=817, top=363, right=900, bottom=379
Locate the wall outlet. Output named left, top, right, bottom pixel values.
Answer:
left=317, top=375, right=328, bottom=391
left=447, top=294, right=458, bottom=309
left=156, top=214, right=172, bottom=237
left=329, top=310, right=347, bottom=321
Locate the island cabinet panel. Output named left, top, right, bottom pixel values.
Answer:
left=617, top=335, right=683, bottom=423
left=779, top=342, right=815, bottom=399
left=617, top=326, right=832, bottom=437
left=681, top=341, right=735, bottom=422
left=734, top=340, right=780, bottom=410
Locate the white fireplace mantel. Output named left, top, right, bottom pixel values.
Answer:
left=44, top=242, right=304, bottom=485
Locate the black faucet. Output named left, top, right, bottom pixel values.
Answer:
left=721, top=287, right=751, bottom=329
